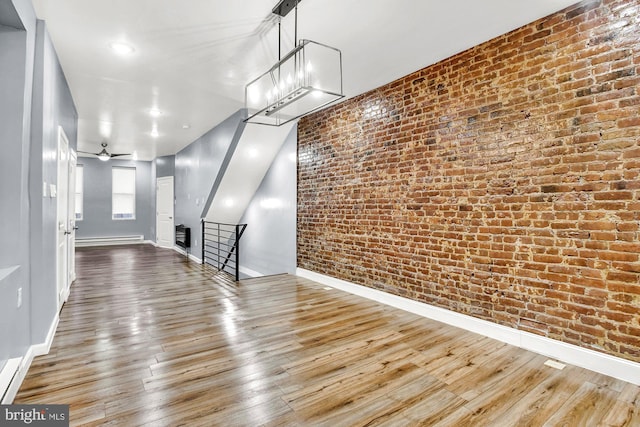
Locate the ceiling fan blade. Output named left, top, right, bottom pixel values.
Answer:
left=77, top=150, right=99, bottom=155
left=109, top=153, right=131, bottom=157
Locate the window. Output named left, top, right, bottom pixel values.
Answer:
left=75, top=165, right=83, bottom=220
left=112, top=167, right=136, bottom=220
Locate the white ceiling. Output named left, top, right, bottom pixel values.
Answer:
left=31, top=0, right=580, bottom=161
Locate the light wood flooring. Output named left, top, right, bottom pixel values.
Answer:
left=15, top=245, right=640, bottom=426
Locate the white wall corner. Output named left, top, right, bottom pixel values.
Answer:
left=296, top=268, right=640, bottom=386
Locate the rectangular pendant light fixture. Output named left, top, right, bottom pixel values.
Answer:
left=244, top=0, right=344, bottom=126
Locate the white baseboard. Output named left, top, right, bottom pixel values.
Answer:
left=0, top=358, right=21, bottom=403
left=1, top=347, right=34, bottom=404
left=296, top=268, right=640, bottom=386
left=61, top=287, right=70, bottom=304
left=172, top=246, right=202, bottom=264
left=239, top=266, right=264, bottom=278
left=1, top=313, right=59, bottom=404
left=32, top=314, right=59, bottom=357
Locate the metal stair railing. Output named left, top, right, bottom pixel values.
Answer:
left=201, top=220, right=247, bottom=281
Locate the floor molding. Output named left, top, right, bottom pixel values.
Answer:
left=239, top=266, right=264, bottom=278
left=1, top=313, right=59, bottom=404
left=172, top=246, right=202, bottom=264
left=32, top=313, right=60, bottom=357
left=1, top=347, right=34, bottom=404
left=296, top=268, right=640, bottom=386
left=0, top=358, right=21, bottom=403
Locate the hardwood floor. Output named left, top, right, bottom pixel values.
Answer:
left=15, top=245, right=640, bottom=426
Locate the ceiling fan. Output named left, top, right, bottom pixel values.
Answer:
left=79, top=142, right=131, bottom=162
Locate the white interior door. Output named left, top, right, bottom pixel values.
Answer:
left=67, top=150, right=77, bottom=287
left=56, top=126, right=70, bottom=309
left=156, top=176, right=174, bottom=248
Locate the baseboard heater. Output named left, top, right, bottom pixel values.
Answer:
left=75, top=235, right=144, bottom=247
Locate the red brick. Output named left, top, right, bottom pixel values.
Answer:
left=298, top=0, right=640, bottom=364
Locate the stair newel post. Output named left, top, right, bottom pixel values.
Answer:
left=201, top=219, right=205, bottom=264
left=235, top=224, right=240, bottom=281
left=217, top=223, right=221, bottom=271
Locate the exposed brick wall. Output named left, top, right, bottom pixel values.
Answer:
left=297, top=0, right=640, bottom=362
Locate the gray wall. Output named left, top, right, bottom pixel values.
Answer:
left=0, top=0, right=78, bottom=367
left=239, top=125, right=297, bottom=275
left=175, top=110, right=245, bottom=258
left=156, top=155, right=175, bottom=178
left=29, top=19, right=78, bottom=345
left=0, top=15, right=31, bottom=362
left=76, top=157, right=154, bottom=240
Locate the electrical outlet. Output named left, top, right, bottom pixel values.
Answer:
left=17, top=287, right=22, bottom=308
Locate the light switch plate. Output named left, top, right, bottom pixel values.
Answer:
left=50, top=184, right=57, bottom=198
left=43, top=181, right=48, bottom=197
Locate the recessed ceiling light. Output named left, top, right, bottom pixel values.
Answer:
left=150, top=128, right=159, bottom=138
left=149, top=108, right=162, bottom=117
left=182, top=124, right=191, bottom=129
left=109, top=41, right=135, bottom=55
